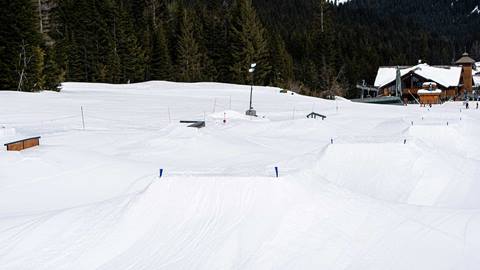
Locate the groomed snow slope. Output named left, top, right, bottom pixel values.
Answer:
left=1, top=81, right=480, bottom=270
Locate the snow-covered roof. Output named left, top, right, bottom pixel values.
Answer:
left=455, top=53, right=476, bottom=65
left=422, top=82, right=437, bottom=88
left=329, top=0, right=350, bottom=4
left=374, top=64, right=462, bottom=89
left=418, top=89, right=442, bottom=94
left=474, top=75, right=480, bottom=87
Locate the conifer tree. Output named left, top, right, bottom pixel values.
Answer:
left=113, top=6, right=145, bottom=83
left=229, top=0, right=271, bottom=85
left=31, top=46, right=46, bottom=90
left=176, top=9, right=203, bottom=82
left=269, top=33, right=294, bottom=88
left=312, top=0, right=340, bottom=97
left=195, top=4, right=231, bottom=82
left=150, top=23, right=172, bottom=80
left=43, top=47, right=63, bottom=91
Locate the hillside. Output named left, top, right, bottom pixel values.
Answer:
left=2, top=0, right=480, bottom=97
left=1, top=82, right=480, bottom=269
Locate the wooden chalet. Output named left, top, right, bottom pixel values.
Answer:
left=374, top=53, right=477, bottom=101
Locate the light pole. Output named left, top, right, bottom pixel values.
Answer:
left=246, top=63, right=257, bottom=116
left=395, top=66, right=401, bottom=97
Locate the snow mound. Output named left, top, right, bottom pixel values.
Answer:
left=209, top=110, right=251, bottom=120
left=316, top=140, right=480, bottom=208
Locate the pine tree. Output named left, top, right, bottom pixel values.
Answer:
left=195, top=4, right=231, bottom=82
left=0, top=0, right=42, bottom=90
left=312, top=0, right=340, bottom=97
left=150, top=23, right=172, bottom=80
left=229, top=0, right=271, bottom=85
left=176, top=9, right=203, bottom=82
left=269, top=33, right=294, bottom=88
left=113, top=6, right=145, bottom=83
left=31, top=46, right=46, bottom=90
left=43, top=47, right=63, bottom=91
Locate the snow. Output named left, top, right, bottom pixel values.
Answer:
left=422, top=82, right=437, bottom=88
left=0, top=127, right=15, bottom=137
left=1, top=81, right=480, bottom=269
left=374, top=64, right=462, bottom=89
left=329, top=0, right=350, bottom=5
left=471, top=5, right=480, bottom=14
left=474, top=75, right=480, bottom=87
left=417, top=89, right=442, bottom=94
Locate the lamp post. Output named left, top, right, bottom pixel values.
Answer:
left=395, top=66, right=402, bottom=97
left=246, top=63, right=257, bottom=116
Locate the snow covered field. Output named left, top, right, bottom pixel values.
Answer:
left=1, top=81, right=480, bottom=269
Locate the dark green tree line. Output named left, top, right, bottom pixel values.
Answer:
left=1, top=0, right=480, bottom=98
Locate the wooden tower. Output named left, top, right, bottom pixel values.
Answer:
left=455, top=52, right=476, bottom=96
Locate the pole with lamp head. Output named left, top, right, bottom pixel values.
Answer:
left=246, top=63, right=257, bottom=116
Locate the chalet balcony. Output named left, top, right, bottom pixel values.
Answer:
left=401, top=88, right=422, bottom=95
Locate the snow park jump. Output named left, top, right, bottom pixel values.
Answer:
left=1, top=81, right=480, bottom=269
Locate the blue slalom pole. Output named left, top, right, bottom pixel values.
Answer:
left=275, top=167, right=279, bottom=178
left=159, top=168, right=163, bottom=178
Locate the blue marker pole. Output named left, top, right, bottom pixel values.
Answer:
left=275, top=167, right=279, bottom=178
left=159, top=168, right=163, bottom=178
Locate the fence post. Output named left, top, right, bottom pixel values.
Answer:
left=81, top=106, right=85, bottom=130
left=168, top=107, right=171, bottom=123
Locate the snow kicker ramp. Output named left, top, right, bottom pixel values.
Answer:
left=2, top=177, right=479, bottom=270
left=315, top=123, right=480, bottom=209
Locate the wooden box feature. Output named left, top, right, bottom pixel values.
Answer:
left=4, top=137, right=41, bottom=151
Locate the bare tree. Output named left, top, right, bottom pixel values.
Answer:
left=17, top=40, right=33, bottom=91
left=319, top=64, right=347, bottom=98
left=320, top=0, right=324, bottom=33
left=38, top=0, right=43, bottom=33
left=146, top=0, right=157, bottom=29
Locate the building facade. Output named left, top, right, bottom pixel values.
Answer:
left=374, top=53, right=477, bottom=101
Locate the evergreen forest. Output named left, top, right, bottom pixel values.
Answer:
left=1, top=0, right=480, bottom=98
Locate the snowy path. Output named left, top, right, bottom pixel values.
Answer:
left=1, top=81, right=480, bottom=269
